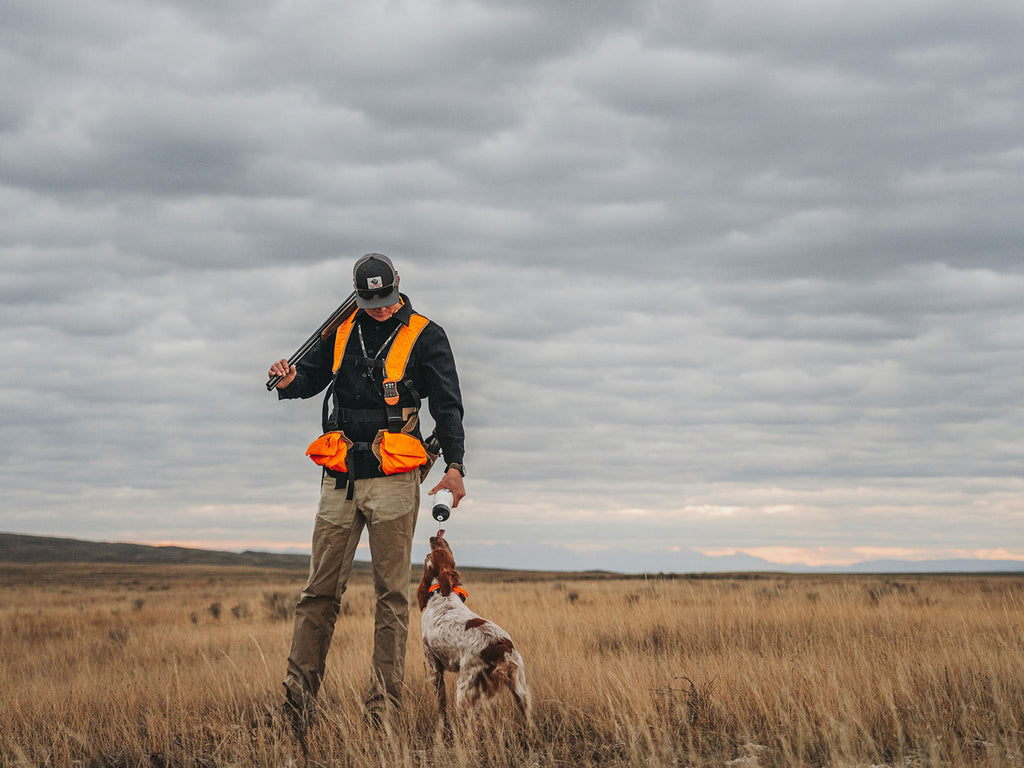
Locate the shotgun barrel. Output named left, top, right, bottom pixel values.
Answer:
left=266, top=291, right=358, bottom=391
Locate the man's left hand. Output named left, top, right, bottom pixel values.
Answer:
left=430, top=468, right=466, bottom=508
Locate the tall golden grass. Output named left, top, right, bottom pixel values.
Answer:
left=1, top=563, right=1023, bottom=767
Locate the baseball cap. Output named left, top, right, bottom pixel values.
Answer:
left=352, top=253, right=400, bottom=309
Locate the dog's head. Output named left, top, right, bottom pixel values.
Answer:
left=417, top=529, right=461, bottom=611
left=428, top=528, right=453, bottom=558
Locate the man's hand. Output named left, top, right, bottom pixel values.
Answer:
left=430, top=468, right=466, bottom=508
left=268, top=359, right=297, bottom=389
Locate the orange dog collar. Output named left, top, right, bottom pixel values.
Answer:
left=427, top=583, right=467, bottom=602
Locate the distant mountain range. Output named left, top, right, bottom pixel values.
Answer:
left=444, top=540, right=1024, bottom=575
left=828, top=558, right=1024, bottom=574
left=0, top=532, right=313, bottom=569
left=2, top=532, right=1022, bottom=574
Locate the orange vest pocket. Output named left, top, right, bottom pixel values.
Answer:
left=378, top=431, right=428, bottom=475
left=305, top=431, right=351, bottom=472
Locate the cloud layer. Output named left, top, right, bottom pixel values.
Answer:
left=2, top=0, right=1023, bottom=569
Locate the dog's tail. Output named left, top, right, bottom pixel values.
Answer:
left=511, top=653, right=532, bottom=722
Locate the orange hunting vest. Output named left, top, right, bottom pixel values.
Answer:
left=306, top=311, right=431, bottom=475
left=331, top=311, right=431, bottom=400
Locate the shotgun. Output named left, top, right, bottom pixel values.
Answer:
left=266, top=291, right=358, bottom=391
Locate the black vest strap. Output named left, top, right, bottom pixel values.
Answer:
left=321, top=318, right=423, bottom=434
left=353, top=355, right=385, bottom=371
left=340, top=408, right=389, bottom=423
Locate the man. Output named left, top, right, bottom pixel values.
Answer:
left=267, top=253, right=466, bottom=731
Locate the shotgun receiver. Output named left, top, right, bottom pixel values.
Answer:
left=266, top=292, right=358, bottom=391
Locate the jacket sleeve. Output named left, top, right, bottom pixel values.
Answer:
left=416, top=323, right=466, bottom=466
left=276, top=334, right=336, bottom=401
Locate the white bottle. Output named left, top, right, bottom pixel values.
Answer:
left=432, top=488, right=453, bottom=522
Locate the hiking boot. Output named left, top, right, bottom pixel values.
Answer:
left=364, top=707, right=386, bottom=732
left=281, top=692, right=309, bottom=739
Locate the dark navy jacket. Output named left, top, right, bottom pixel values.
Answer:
left=278, top=295, right=465, bottom=481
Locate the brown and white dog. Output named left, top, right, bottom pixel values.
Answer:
left=417, top=530, right=531, bottom=728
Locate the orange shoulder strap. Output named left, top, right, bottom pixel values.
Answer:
left=384, top=313, right=430, bottom=382
left=332, top=315, right=358, bottom=373
left=333, top=311, right=429, bottom=379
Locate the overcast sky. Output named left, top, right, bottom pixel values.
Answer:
left=2, top=0, right=1022, bottom=572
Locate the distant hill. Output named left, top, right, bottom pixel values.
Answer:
left=3, top=532, right=1022, bottom=575
left=0, top=532, right=584, bottom=581
left=0, top=532, right=313, bottom=570
left=840, top=558, right=1024, bottom=574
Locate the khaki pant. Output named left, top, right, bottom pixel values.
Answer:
left=283, top=470, right=419, bottom=715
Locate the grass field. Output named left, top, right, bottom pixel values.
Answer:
left=1, top=562, right=1023, bottom=767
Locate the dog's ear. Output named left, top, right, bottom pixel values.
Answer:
left=416, top=555, right=435, bottom=611
left=437, top=566, right=453, bottom=597
left=434, top=547, right=461, bottom=596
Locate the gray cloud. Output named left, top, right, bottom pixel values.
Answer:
left=1, top=0, right=1022, bottom=569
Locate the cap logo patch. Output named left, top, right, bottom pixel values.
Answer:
left=367, top=275, right=384, bottom=289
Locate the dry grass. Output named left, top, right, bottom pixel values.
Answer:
left=1, top=564, right=1023, bottom=767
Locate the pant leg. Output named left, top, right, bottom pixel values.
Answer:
left=284, top=473, right=364, bottom=704
left=356, top=471, right=420, bottom=712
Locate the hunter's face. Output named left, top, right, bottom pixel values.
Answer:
left=365, top=302, right=401, bottom=322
